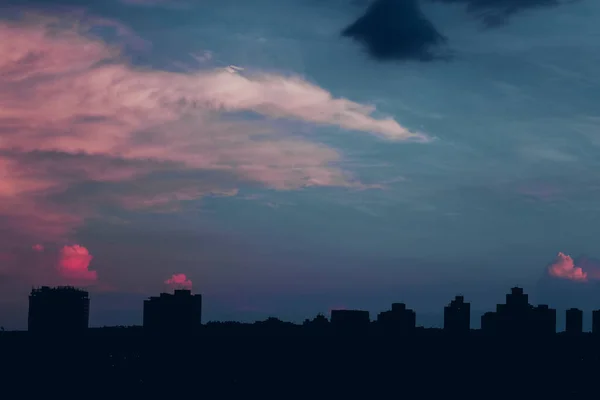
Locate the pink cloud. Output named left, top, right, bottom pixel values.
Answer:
left=547, top=252, right=588, bottom=282
left=0, top=12, right=424, bottom=286
left=571, top=256, right=600, bottom=280
left=32, top=244, right=44, bottom=252
left=165, top=273, right=193, bottom=290
left=57, top=244, right=98, bottom=284
left=0, top=243, right=110, bottom=303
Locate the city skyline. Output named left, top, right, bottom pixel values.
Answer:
left=8, top=284, right=600, bottom=333
left=1, top=0, right=600, bottom=328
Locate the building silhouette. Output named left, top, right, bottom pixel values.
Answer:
left=377, top=303, right=416, bottom=334
left=28, top=286, right=90, bottom=334
left=531, top=304, right=556, bottom=335
left=481, top=311, right=496, bottom=333
left=482, top=287, right=530, bottom=335
left=593, top=310, right=600, bottom=334
left=481, top=287, right=555, bottom=335
left=330, top=309, right=370, bottom=332
left=16, top=283, right=598, bottom=339
left=143, top=289, right=202, bottom=334
left=303, top=313, right=330, bottom=330
left=565, top=308, right=583, bottom=334
left=443, top=295, right=470, bottom=333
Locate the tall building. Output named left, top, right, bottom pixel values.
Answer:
left=532, top=305, right=556, bottom=335
left=143, top=289, right=202, bottom=334
left=330, top=310, right=370, bottom=332
left=28, top=286, right=90, bottom=334
left=377, top=303, right=416, bottom=333
left=565, top=308, right=583, bottom=334
left=505, top=287, right=529, bottom=309
left=481, top=311, right=496, bottom=333
left=481, top=287, right=555, bottom=335
left=444, top=295, right=470, bottom=334
left=495, top=287, right=532, bottom=335
left=593, top=310, right=600, bottom=335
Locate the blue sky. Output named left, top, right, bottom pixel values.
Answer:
left=0, top=0, right=599, bottom=329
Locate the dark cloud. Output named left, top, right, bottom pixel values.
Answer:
left=342, top=0, right=448, bottom=61
left=343, top=0, right=579, bottom=61
left=430, top=0, right=574, bottom=27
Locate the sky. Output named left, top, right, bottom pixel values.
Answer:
left=1, top=0, right=600, bottom=330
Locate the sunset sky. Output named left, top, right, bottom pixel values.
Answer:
left=1, top=0, right=599, bottom=329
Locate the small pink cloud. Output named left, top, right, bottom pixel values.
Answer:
left=547, top=252, right=588, bottom=282
left=32, top=244, right=44, bottom=252
left=57, top=244, right=98, bottom=283
left=0, top=244, right=108, bottom=302
left=164, top=273, right=192, bottom=291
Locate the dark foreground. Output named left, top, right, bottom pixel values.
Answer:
left=2, top=328, right=599, bottom=398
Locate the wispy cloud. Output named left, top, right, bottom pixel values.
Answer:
left=0, top=12, right=424, bottom=249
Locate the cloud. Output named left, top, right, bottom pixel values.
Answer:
left=538, top=253, right=600, bottom=309
left=343, top=0, right=579, bottom=61
left=547, top=252, right=594, bottom=282
left=571, top=256, right=600, bottom=280
left=32, top=244, right=44, bottom=252
left=0, top=12, right=424, bottom=246
left=0, top=243, right=99, bottom=297
left=430, top=0, right=573, bottom=27
left=342, top=0, right=448, bottom=61
left=57, top=244, right=98, bottom=283
left=165, top=273, right=193, bottom=290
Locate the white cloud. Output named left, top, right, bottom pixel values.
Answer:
left=0, top=14, right=423, bottom=243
